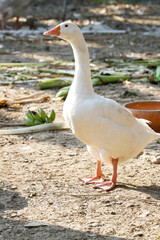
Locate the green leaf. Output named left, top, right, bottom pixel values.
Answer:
left=34, top=120, right=43, bottom=125
left=34, top=113, right=43, bottom=122
left=38, top=109, right=47, bottom=122
left=24, top=118, right=35, bottom=126
left=25, top=110, right=36, bottom=121
left=45, top=116, right=50, bottom=123
left=48, top=110, right=56, bottom=122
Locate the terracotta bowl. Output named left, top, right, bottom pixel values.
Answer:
left=124, top=101, right=160, bottom=132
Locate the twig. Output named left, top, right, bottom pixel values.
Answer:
left=66, top=193, right=111, bottom=197
left=10, top=96, right=50, bottom=104
left=0, top=93, right=50, bottom=108
left=10, top=93, right=49, bottom=101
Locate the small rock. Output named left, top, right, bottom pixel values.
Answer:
left=10, top=212, right=17, bottom=218
left=22, top=145, right=31, bottom=151
left=152, top=157, right=160, bottom=164
left=0, top=225, right=6, bottom=232
left=10, top=185, right=17, bottom=190
left=87, top=233, right=97, bottom=237
left=24, top=222, right=48, bottom=228
left=0, top=203, right=5, bottom=209
left=11, top=192, right=18, bottom=199
left=139, top=210, right=150, bottom=217
left=89, top=222, right=102, bottom=227
left=128, top=173, right=136, bottom=177
left=48, top=200, right=53, bottom=205
left=110, top=211, right=116, bottom=215
left=133, top=232, right=144, bottom=237
left=106, top=227, right=116, bottom=235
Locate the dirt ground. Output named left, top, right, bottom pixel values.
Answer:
left=0, top=1, right=160, bottom=240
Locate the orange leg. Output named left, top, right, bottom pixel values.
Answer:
left=79, top=160, right=105, bottom=184
left=14, top=17, right=20, bottom=30
left=94, top=158, right=118, bottom=191
left=1, top=13, right=8, bottom=30
left=1, top=14, right=20, bottom=30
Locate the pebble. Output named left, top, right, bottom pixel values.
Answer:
left=133, top=232, right=144, bottom=237
left=24, top=222, right=48, bottom=228
left=10, top=212, right=17, bottom=218
left=152, top=157, right=160, bottom=164
left=0, top=225, right=6, bottom=232
left=10, top=185, right=17, bottom=190
left=0, top=203, right=5, bottom=209
left=139, top=210, right=150, bottom=217
left=110, top=211, right=116, bottom=215
left=89, top=222, right=102, bottom=227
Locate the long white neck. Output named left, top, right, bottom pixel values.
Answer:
left=68, top=33, right=94, bottom=95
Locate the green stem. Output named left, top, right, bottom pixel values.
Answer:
left=0, top=122, right=69, bottom=135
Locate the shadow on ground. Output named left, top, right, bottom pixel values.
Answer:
left=118, top=183, right=160, bottom=200
left=0, top=186, right=127, bottom=240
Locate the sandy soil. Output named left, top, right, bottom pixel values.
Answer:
left=0, top=1, right=160, bottom=240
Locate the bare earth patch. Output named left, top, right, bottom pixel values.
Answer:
left=0, top=81, right=160, bottom=240
left=0, top=1, right=160, bottom=239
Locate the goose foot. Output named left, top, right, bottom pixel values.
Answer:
left=78, top=160, right=105, bottom=184
left=79, top=176, right=105, bottom=184
left=94, top=158, right=118, bottom=191
left=94, top=180, right=116, bottom=191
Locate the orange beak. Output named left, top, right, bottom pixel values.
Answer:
left=43, top=25, right=60, bottom=36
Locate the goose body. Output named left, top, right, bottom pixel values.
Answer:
left=64, top=91, right=158, bottom=164
left=44, top=22, right=160, bottom=191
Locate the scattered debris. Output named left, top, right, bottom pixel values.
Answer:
left=0, top=93, right=50, bottom=109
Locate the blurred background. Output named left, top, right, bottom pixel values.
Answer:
left=0, top=0, right=160, bottom=63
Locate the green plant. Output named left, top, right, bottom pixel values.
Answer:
left=24, top=109, right=56, bottom=126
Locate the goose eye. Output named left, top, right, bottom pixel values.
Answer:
left=65, top=24, right=68, bottom=27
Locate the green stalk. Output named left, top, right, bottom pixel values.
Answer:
left=37, top=78, right=72, bottom=90
left=154, top=66, right=160, bottom=82
left=92, top=77, right=102, bottom=86
left=38, top=68, right=74, bottom=76
left=92, top=73, right=130, bottom=83
left=0, top=122, right=69, bottom=135
left=56, top=86, right=70, bottom=100
left=55, top=73, right=130, bottom=100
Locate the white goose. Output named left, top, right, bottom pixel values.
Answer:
left=44, top=22, right=160, bottom=191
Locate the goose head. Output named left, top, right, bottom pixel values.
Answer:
left=43, top=22, right=81, bottom=42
